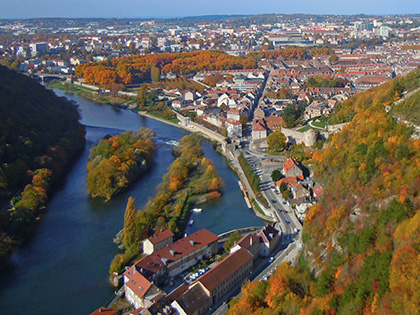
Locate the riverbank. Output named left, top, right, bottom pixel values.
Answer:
left=140, top=110, right=275, bottom=223
left=0, top=88, right=264, bottom=315
left=54, top=82, right=269, bottom=225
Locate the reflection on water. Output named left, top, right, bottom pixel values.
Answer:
left=0, top=89, right=263, bottom=315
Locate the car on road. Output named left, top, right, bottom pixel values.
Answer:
left=272, top=199, right=276, bottom=203
left=282, top=201, right=286, bottom=205
left=285, top=220, right=290, bottom=224
left=269, top=256, right=274, bottom=263
left=283, top=210, right=288, bottom=214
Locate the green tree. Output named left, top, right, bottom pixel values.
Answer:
left=151, top=64, right=160, bottom=82
left=223, top=231, right=242, bottom=253
left=123, top=197, right=137, bottom=249
left=271, top=169, right=284, bottom=182
left=137, top=85, right=147, bottom=108
left=283, top=104, right=298, bottom=128
left=267, top=130, right=287, bottom=153
left=280, top=182, right=288, bottom=193
left=240, top=115, right=249, bottom=127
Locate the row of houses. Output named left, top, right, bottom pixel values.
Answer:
left=276, top=158, right=323, bottom=221
left=98, top=225, right=280, bottom=315
left=171, top=82, right=263, bottom=138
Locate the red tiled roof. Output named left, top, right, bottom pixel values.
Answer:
left=167, top=284, right=188, bottom=302
left=90, top=307, right=118, bottom=315
left=283, top=158, right=297, bottom=173
left=146, top=229, right=174, bottom=245
left=226, top=118, right=241, bottom=125
left=236, top=234, right=260, bottom=250
left=196, top=248, right=253, bottom=292
left=252, top=118, right=267, bottom=132
left=276, top=175, right=304, bottom=187
left=135, top=229, right=219, bottom=276
left=314, top=186, right=324, bottom=198
left=125, top=266, right=153, bottom=299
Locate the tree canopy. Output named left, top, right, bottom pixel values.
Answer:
left=0, top=65, right=85, bottom=266
left=267, top=130, right=287, bottom=153
left=228, top=68, right=420, bottom=315
left=86, top=128, right=156, bottom=200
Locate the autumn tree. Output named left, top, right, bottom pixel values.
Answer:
left=123, top=197, right=137, bottom=249
left=151, top=64, right=160, bottom=82
left=267, top=130, right=287, bottom=153
left=137, top=85, right=147, bottom=108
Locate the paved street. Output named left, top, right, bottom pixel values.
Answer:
left=210, top=148, right=304, bottom=315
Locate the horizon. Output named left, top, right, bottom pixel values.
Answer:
left=2, top=12, right=420, bottom=21
left=1, top=0, right=419, bottom=20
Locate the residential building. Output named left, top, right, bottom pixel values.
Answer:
left=191, top=247, right=253, bottom=305
left=225, top=118, right=242, bottom=138
left=133, top=229, right=219, bottom=284
left=124, top=267, right=164, bottom=310
left=283, top=158, right=304, bottom=178
left=142, top=229, right=174, bottom=255
left=230, top=233, right=260, bottom=259
left=258, top=225, right=280, bottom=257
left=171, top=284, right=211, bottom=315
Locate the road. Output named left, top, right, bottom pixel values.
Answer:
left=210, top=149, right=304, bottom=315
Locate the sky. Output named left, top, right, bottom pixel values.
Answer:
left=1, top=0, right=420, bottom=19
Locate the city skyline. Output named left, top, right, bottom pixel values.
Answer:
left=1, top=0, right=420, bottom=19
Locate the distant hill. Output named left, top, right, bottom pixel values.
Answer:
left=228, top=69, right=420, bottom=314
left=0, top=65, right=85, bottom=265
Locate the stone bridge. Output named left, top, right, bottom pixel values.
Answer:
left=33, top=73, right=71, bottom=83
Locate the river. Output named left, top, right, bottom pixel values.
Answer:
left=0, top=89, right=263, bottom=314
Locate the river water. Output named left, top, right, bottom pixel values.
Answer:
left=0, top=89, right=263, bottom=314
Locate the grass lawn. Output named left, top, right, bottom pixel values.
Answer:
left=253, top=200, right=265, bottom=215
left=297, top=125, right=312, bottom=132
left=312, top=120, right=326, bottom=128
left=148, top=111, right=180, bottom=124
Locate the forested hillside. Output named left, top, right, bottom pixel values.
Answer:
left=0, top=65, right=86, bottom=265
left=87, top=128, right=157, bottom=200
left=228, top=69, right=420, bottom=314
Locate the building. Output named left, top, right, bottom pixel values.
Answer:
left=90, top=307, right=118, bottom=315
left=230, top=233, right=260, bottom=259
left=283, top=158, right=304, bottom=178
left=258, top=225, right=280, bottom=257
left=191, top=248, right=253, bottom=305
left=142, top=229, right=174, bottom=255
left=171, top=283, right=211, bottom=315
left=29, top=42, right=48, bottom=57
left=225, top=118, right=242, bottom=138
left=124, top=267, right=164, bottom=310
left=133, top=229, right=219, bottom=283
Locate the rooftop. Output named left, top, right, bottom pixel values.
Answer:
left=145, top=229, right=174, bottom=245
left=196, top=248, right=253, bottom=292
